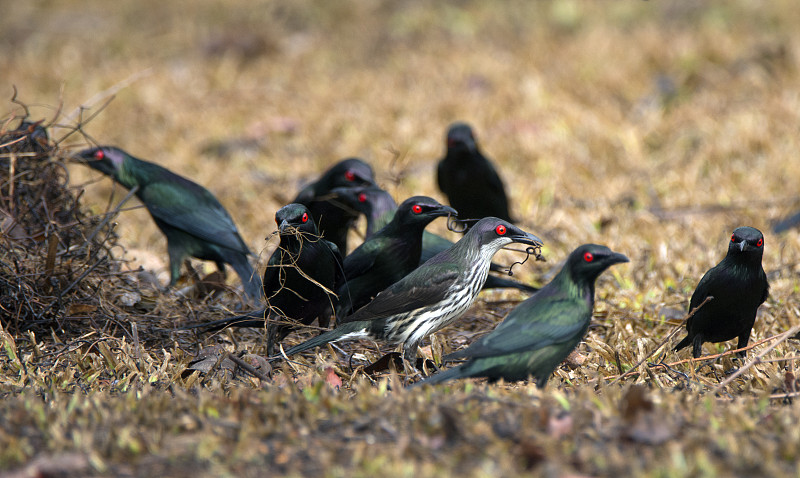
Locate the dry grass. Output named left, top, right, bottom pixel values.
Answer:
left=2, top=0, right=800, bottom=476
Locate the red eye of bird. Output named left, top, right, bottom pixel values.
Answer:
left=358, top=193, right=367, bottom=203
left=583, top=252, right=594, bottom=262
left=731, top=234, right=736, bottom=242
left=756, top=238, right=763, bottom=247
left=495, top=224, right=506, bottom=235
left=344, top=170, right=355, bottom=181
left=301, top=212, right=309, bottom=223
left=94, top=150, right=105, bottom=160
left=412, top=205, right=422, bottom=214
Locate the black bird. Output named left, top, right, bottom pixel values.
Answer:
left=436, top=122, right=513, bottom=227
left=332, top=185, right=538, bottom=293
left=280, top=217, right=543, bottom=361
left=335, top=196, right=457, bottom=318
left=76, top=146, right=262, bottom=300
left=293, top=157, right=375, bottom=253
left=674, top=227, right=769, bottom=358
left=186, top=203, right=344, bottom=354
left=412, top=244, right=628, bottom=388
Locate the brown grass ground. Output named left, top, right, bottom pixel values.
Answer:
left=2, top=1, right=800, bottom=476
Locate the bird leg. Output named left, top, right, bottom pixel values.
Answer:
left=214, top=261, right=228, bottom=279
left=735, top=333, right=751, bottom=358
left=691, top=333, right=704, bottom=359
left=401, top=341, right=423, bottom=375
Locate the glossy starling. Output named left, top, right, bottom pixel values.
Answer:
left=436, top=122, right=513, bottom=227
left=280, top=217, right=543, bottom=360
left=332, top=185, right=538, bottom=293
left=76, top=146, right=262, bottom=300
left=674, top=227, right=769, bottom=358
left=293, top=157, right=375, bottom=253
left=413, top=244, right=628, bottom=388
left=335, top=196, right=457, bottom=318
left=188, top=203, right=344, bottom=354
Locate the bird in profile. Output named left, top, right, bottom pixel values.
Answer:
left=185, top=203, right=344, bottom=355
left=279, top=217, right=543, bottom=361
left=674, top=226, right=769, bottom=358
left=76, top=146, right=262, bottom=300
left=293, top=157, right=375, bottom=253
left=332, top=185, right=539, bottom=293
left=436, top=122, right=513, bottom=227
left=335, top=196, right=457, bottom=318
left=412, top=244, right=629, bottom=388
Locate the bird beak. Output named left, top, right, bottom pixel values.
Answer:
left=739, top=240, right=746, bottom=252
left=434, top=205, right=458, bottom=218
left=279, top=219, right=290, bottom=233
left=508, top=228, right=544, bottom=248
left=608, top=252, right=630, bottom=264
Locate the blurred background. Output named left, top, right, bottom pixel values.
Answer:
left=3, top=0, right=800, bottom=292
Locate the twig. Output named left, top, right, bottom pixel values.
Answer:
left=609, top=296, right=713, bottom=385
left=710, top=323, right=800, bottom=394
left=63, top=69, right=152, bottom=124
left=82, top=185, right=139, bottom=245
left=227, top=353, right=271, bottom=384
left=768, top=391, right=800, bottom=400
left=601, top=333, right=793, bottom=381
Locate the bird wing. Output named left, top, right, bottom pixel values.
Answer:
left=478, top=154, right=508, bottom=198
left=342, top=240, right=381, bottom=280
left=341, top=264, right=460, bottom=323
left=140, top=180, right=250, bottom=254
left=686, top=265, right=717, bottom=328
left=760, top=268, right=770, bottom=303
left=447, top=296, right=589, bottom=360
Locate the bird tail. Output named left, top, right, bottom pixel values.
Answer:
left=275, top=321, right=370, bottom=359
left=181, top=310, right=267, bottom=332
left=408, top=364, right=468, bottom=389
left=673, top=335, right=691, bottom=352
left=483, top=274, right=539, bottom=293
left=228, top=253, right=264, bottom=302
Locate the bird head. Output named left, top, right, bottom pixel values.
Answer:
left=563, top=244, right=629, bottom=286
left=75, top=146, right=127, bottom=178
left=394, top=196, right=457, bottom=226
left=331, top=185, right=393, bottom=217
left=468, top=217, right=543, bottom=257
left=318, top=157, right=375, bottom=192
left=445, top=122, right=478, bottom=154
left=727, top=226, right=765, bottom=258
left=275, top=203, right=319, bottom=236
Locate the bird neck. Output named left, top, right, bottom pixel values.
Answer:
left=114, top=155, right=164, bottom=190
left=724, top=252, right=763, bottom=275
left=370, top=198, right=399, bottom=235
left=551, top=267, right=596, bottom=305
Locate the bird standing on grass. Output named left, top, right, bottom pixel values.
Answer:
left=412, top=244, right=628, bottom=388
left=674, top=226, right=769, bottom=358
left=335, top=196, right=457, bottom=318
left=293, top=157, right=375, bottom=253
left=76, top=146, right=262, bottom=300
left=185, top=203, right=344, bottom=355
left=436, top=122, right=513, bottom=227
left=333, top=185, right=539, bottom=293
left=280, top=217, right=543, bottom=361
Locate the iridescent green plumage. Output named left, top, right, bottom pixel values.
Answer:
left=77, top=146, right=261, bottom=300
left=413, top=244, right=628, bottom=388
